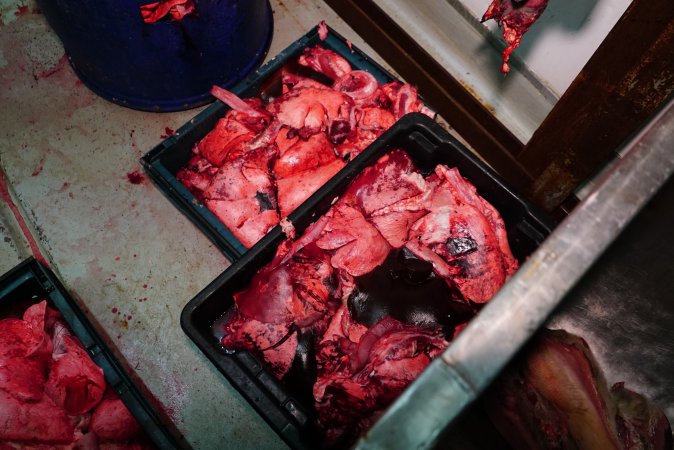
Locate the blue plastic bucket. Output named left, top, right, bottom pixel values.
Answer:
left=37, top=0, right=273, bottom=111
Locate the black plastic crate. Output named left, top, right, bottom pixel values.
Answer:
left=180, top=113, right=556, bottom=450
left=0, top=258, right=183, bottom=449
left=141, top=25, right=398, bottom=262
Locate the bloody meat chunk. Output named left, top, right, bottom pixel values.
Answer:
left=90, top=390, right=143, bottom=441
left=44, top=334, right=106, bottom=416
left=314, top=204, right=391, bottom=277
left=341, top=149, right=429, bottom=248
left=0, top=304, right=52, bottom=403
left=314, top=313, right=448, bottom=446
left=297, top=46, right=352, bottom=81
left=0, top=301, right=152, bottom=448
left=277, top=159, right=346, bottom=218
left=222, top=310, right=299, bottom=379
left=196, top=109, right=266, bottom=167
left=222, top=243, right=340, bottom=378
left=482, top=0, right=550, bottom=73
left=0, top=390, right=74, bottom=443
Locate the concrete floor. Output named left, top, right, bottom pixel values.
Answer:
left=0, top=1, right=396, bottom=448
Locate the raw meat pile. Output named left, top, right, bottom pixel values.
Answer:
left=0, top=300, right=153, bottom=449
left=486, top=329, right=672, bottom=450
left=482, top=0, right=550, bottom=73
left=177, top=43, right=434, bottom=247
left=220, top=148, right=518, bottom=446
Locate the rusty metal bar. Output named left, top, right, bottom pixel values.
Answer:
left=519, top=0, right=674, bottom=212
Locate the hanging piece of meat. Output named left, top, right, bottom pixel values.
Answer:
left=0, top=301, right=154, bottom=448
left=482, top=0, right=550, bottom=73
left=177, top=26, right=434, bottom=249
left=485, top=329, right=672, bottom=450
left=219, top=148, right=517, bottom=447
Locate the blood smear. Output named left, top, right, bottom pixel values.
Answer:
left=126, top=171, right=145, bottom=185
left=34, top=54, right=68, bottom=80
left=160, top=127, right=175, bottom=139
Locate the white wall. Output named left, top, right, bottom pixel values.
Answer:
left=451, top=0, right=632, bottom=97
left=372, top=0, right=632, bottom=142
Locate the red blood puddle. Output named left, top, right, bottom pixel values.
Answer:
left=15, top=5, right=28, bottom=16
left=111, top=307, right=118, bottom=314
left=127, top=315, right=133, bottom=321
left=160, top=127, right=175, bottom=139
left=114, top=256, right=121, bottom=261
left=126, top=170, right=145, bottom=185
left=143, top=284, right=148, bottom=289
left=58, top=182, right=70, bottom=192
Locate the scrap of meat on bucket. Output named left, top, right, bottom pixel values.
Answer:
left=220, top=149, right=518, bottom=447
left=482, top=0, right=550, bottom=73
left=0, top=300, right=154, bottom=449
left=177, top=44, right=435, bottom=248
left=140, top=0, right=195, bottom=23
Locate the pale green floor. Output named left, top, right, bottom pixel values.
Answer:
left=0, top=2, right=393, bottom=448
